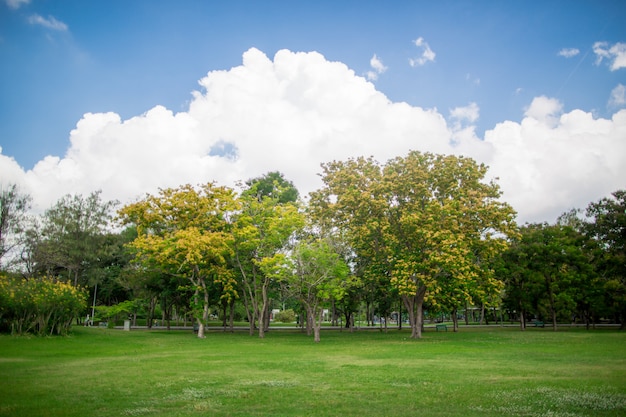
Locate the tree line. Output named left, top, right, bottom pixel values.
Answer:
left=0, top=151, right=624, bottom=340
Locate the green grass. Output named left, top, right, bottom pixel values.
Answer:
left=1, top=327, right=625, bottom=417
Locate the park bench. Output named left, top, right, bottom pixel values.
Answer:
left=98, top=321, right=108, bottom=328
left=533, top=321, right=545, bottom=328
left=435, top=324, right=447, bottom=332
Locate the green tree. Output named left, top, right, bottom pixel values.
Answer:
left=266, top=238, right=352, bottom=343
left=585, top=190, right=626, bottom=328
left=29, top=191, right=118, bottom=286
left=0, top=184, right=32, bottom=270
left=311, top=151, right=517, bottom=338
left=243, top=171, right=299, bottom=204
left=501, top=223, right=595, bottom=330
left=119, top=184, right=236, bottom=338
left=232, top=173, right=305, bottom=337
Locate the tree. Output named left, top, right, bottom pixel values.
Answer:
left=118, top=184, right=236, bottom=338
left=310, top=151, right=517, bottom=338
left=29, top=191, right=118, bottom=286
left=585, top=190, right=626, bottom=329
left=244, top=171, right=299, bottom=204
left=0, top=184, right=32, bottom=270
left=232, top=173, right=304, bottom=337
left=266, top=238, right=351, bottom=343
left=501, top=223, right=595, bottom=330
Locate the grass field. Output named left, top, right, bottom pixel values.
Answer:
left=0, top=326, right=625, bottom=417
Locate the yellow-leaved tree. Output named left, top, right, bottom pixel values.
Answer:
left=118, top=183, right=236, bottom=338
left=310, top=151, right=518, bottom=338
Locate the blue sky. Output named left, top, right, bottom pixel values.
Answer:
left=1, top=0, right=625, bottom=222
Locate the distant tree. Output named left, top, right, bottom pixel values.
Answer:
left=243, top=171, right=299, bottom=204
left=0, top=184, right=32, bottom=270
left=28, top=191, right=117, bottom=286
left=501, top=223, right=596, bottom=330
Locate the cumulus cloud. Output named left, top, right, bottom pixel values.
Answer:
left=523, top=96, right=563, bottom=127
left=5, top=0, right=30, bottom=9
left=558, top=48, right=580, bottom=58
left=449, top=103, right=480, bottom=146
left=28, top=14, right=68, bottom=31
left=450, top=103, right=479, bottom=124
left=409, top=37, right=436, bottom=67
left=0, top=48, right=624, bottom=224
left=593, top=41, right=626, bottom=71
left=609, top=83, right=626, bottom=108
left=366, top=54, right=387, bottom=81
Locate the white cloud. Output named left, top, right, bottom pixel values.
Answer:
left=28, top=14, right=68, bottom=31
left=524, top=96, right=563, bottom=127
left=558, top=48, right=580, bottom=58
left=450, top=102, right=479, bottom=124
left=593, top=41, right=626, bottom=71
left=485, top=104, right=626, bottom=223
left=366, top=54, right=387, bottom=81
left=1, top=48, right=625, bottom=225
left=5, top=0, right=30, bottom=9
left=609, top=84, right=626, bottom=107
left=449, top=103, right=480, bottom=146
left=409, top=37, right=436, bottom=67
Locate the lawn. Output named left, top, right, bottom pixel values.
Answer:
left=0, top=326, right=625, bottom=417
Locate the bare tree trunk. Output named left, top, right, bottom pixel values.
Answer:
left=228, top=299, right=235, bottom=333
left=312, top=306, right=323, bottom=343
left=403, top=285, right=426, bottom=339
left=258, top=283, right=269, bottom=338
left=452, top=308, right=459, bottom=332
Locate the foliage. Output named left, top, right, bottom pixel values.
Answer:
left=232, top=172, right=305, bottom=337
left=501, top=223, right=597, bottom=330
left=242, top=171, right=299, bottom=204
left=310, top=151, right=518, bottom=338
left=585, top=190, right=626, bottom=327
left=118, top=183, right=236, bottom=338
left=273, top=308, right=296, bottom=323
left=0, top=184, right=32, bottom=270
left=26, top=191, right=118, bottom=286
left=0, top=274, right=87, bottom=335
left=269, top=238, right=354, bottom=342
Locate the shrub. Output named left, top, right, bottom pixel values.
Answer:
left=274, top=309, right=296, bottom=323
left=0, top=275, right=87, bottom=336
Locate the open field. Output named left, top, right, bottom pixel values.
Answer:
left=1, top=327, right=625, bottom=417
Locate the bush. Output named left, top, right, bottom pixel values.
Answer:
left=274, top=309, right=296, bottom=323
left=0, top=275, right=87, bottom=336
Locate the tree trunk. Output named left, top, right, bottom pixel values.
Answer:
left=403, top=285, right=426, bottom=339
left=452, top=307, right=459, bottom=332
left=228, top=299, right=235, bottom=333
left=312, top=306, right=323, bottom=343
left=258, top=283, right=269, bottom=338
